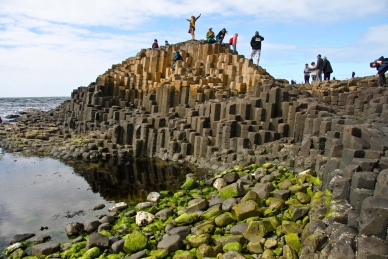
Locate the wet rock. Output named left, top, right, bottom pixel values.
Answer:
left=99, top=215, right=116, bottom=224
left=157, top=234, right=184, bottom=252
left=84, top=220, right=101, bottom=233
left=135, top=211, right=155, bottom=226
left=111, top=239, right=125, bottom=253
left=98, top=223, right=112, bottom=232
left=108, top=202, right=128, bottom=212
left=34, top=235, right=51, bottom=244
left=92, top=204, right=105, bottom=210
left=31, top=242, right=60, bottom=256
left=155, top=208, right=174, bottom=221
left=86, top=233, right=109, bottom=250
left=10, top=233, right=35, bottom=244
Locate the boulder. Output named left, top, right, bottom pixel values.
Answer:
left=186, top=198, right=208, bottom=213
left=108, top=202, right=128, bottom=212
left=111, top=239, right=125, bottom=253
left=218, top=182, right=245, bottom=199
left=231, top=200, right=260, bottom=221
left=92, top=204, right=105, bottom=210
left=123, top=231, right=148, bottom=254
left=10, top=233, right=35, bottom=244
left=223, top=172, right=240, bottom=183
left=222, top=198, right=237, bottom=212
left=86, top=233, right=109, bottom=250
left=157, top=234, right=184, bottom=252
left=99, top=215, right=116, bottom=224
left=230, top=223, right=248, bottom=235
left=84, top=220, right=101, bottom=233
left=31, top=242, right=60, bottom=256
left=215, top=213, right=234, bottom=227
left=147, top=192, right=161, bottom=202
left=97, top=223, right=111, bottom=232
left=125, top=250, right=147, bottom=259
left=213, top=178, right=227, bottom=190
left=135, top=211, right=155, bottom=226
left=174, top=213, right=199, bottom=226
left=136, top=202, right=153, bottom=210
left=201, top=204, right=222, bottom=220
left=168, top=226, right=191, bottom=238
left=359, top=196, right=388, bottom=239
left=243, top=221, right=274, bottom=242
left=155, top=208, right=174, bottom=221
left=357, top=236, right=388, bottom=259
left=33, top=235, right=51, bottom=244
left=187, top=234, right=211, bottom=248
left=65, top=222, right=84, bottom=236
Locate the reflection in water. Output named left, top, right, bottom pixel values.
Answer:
left=69, top=159, right=194, bottom=203
left=0, top=151, right=197, bottom=252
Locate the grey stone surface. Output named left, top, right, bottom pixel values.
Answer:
left=10, top=233, right=35, bottom=244
left=157, top=234, right=184, bottom=252
left=86, top=233, right=109, bottom=250
left=31, top=242, right=60, bottom=256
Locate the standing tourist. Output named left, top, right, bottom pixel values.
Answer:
left=216, top=28, right=227, bottom=43
left=304, top=64, right=311, bottom=84
left=322, top=56, right=333, bottom=80
left=165, top=40, right=170, bottom=47
left=370, top=56, right=388, bottom=87
left=206, top=27, right=216, bottom=43
left=309, top=62, right=317, bottom=81
left=352, top=71, right=355, bottom=78
left=186, top=14, right=201, bottom=40
left=231, top=33, right=238, bottom=53
left=152, top=39, right=159, bottom=48
left=249, top=31, right=265, bottom=66
left=316, top=54, right=324, bottom=81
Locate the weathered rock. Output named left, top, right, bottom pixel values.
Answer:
left=201, top=204, right=222, bottom=220
left=111, top=239, right=125, bottom=253
left=213, top=178, right=227, bottom=190
left=86, top=233, right=109, bottom=250
left=84, top=220, right=101, bottom=233
left=65, top=222, right=84, bottom=236
left=98, top=223, right=111, bottom=232
left=187, top=234, right=211, bottom=248
left=222, top=198, right=237, bottom=212
left=208, top=197, right=225, bottom=207
left=136, top=201, right=153, bottom=210
left=243, top=221, right=274, bottom=242
left=359, top=196, right=388, bottom=239
left=186, top=198, right=208, bottom=213
left=168, top=226, right=191, bottom=238
left=31, top=242, right=60, bottom=256
left=221, top=250, right=245, bottom=259
left=125, top=250, right=147, bottom=259
left=135, top=211, right=155, bottom=226
left=108, top=202, right=128, bottom=212
left=147, top=192, right=161, bottom=202
left=230, top=223, right=249, bottom=235
left=155, top=208, right=174, bottom=221
left=10, top=233, right=35, bottom=244
left=215, top=213, right=234, bottom=227
left=99, top=215, right=116, bottom=224
left=231, top=200, right=260, bottom=221
left=218, top=182, right=245, bottom=199
left=34, top=235, right=51, bottom=244
left=252, top=182, right=274, bottom=199
left=357, top=236, right=388, bottom=259
left=223, top=172, right=240, bottom=183
left=92, top=204, right=105, bottom=210
left=157, top=234, right=184, bottom=252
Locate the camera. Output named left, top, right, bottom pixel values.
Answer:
left=370, top=60, right=379, bottom=68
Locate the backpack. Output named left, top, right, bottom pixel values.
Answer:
left=229, top=37, right=233, bottom=45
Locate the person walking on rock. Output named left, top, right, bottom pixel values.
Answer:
left=216, top=28, right=227, bottom=43
left=316, top=54, right=324, bottom=81
left=231, top=33, right=238, bottom=53
left=249, top=31, right=264, bottom=66
left=206, top=27, right=216, bottom=43
left=304, top=64, right=311, bottom=84
left=152, top=39, right=159, bottom=48
left=322, top=56, right=333, bottom=80
left=370, top=56, right=388, bottom=87
left=187, top=14, right=201, bottom=40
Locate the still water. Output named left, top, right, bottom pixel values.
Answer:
left=0, top=149, right=192, bottom=251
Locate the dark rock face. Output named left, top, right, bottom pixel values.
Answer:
left=359, top=196, right=388, bottom=239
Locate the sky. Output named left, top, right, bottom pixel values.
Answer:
left=0, top=0, right=387, bottom=97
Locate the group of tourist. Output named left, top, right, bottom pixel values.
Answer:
left=303, top=54, right=333, bottom=84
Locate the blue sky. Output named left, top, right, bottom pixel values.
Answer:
left=0, top=0, right=387, bottom=97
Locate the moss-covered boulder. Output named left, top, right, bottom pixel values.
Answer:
left=218, top=183, right=245, bottom=199
left=296, top=192, right=311, bottom=204
left=278, top=179, right=293, bottom=190
left=82, top=247, right=101, bottom=259
left=181, top=178, right=197, bottom=190
left=240, top=191, right=260, bottom=204
left=9, top=248, right=24, bottom=259
left=201, top=205, right=222, bottom=220
left=174, top=213, right=199, bottom=226
left=187, top=234, right=211, bottom=248
left=285, top=233, right=301, bottom=252
left=243, top=221, right=274, bottom=242
left=123, top=231, right=148, bottom=254
left=215, top=214, right=234, bottom=227
left=282, top=244, right=298, bottom=259
left=262, top=163, right=273, bottom=169
left=231, top=200, right=260, bottom=221
left=222, top=242, right=243, bottom=253
left=247, top=241, right=263, bottom=254
left=214, top=235, right=245, bottom=247
left=195, top=244, right=217, bottom=259
left=150, top=249, right=169, bottom=258
left=173, top=250, right=196, bottom=259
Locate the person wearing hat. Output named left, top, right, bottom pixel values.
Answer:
left=152, top=39, right=159, bottom=48
left=315, top=54, right=324, bottom=81
left=249, top=31, right=264, bottom=66
left=206, top=27, right=216, bottom=43
left=186, top=14, right=201, bottom=40
left=370, top=56, right=388, bottom=87
left=216, top=28, right=227, bottom=43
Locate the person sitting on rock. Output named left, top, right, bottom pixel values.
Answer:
left=186, top=14, right=201, bottom=40
left=206, top=27, right=216, bottom=43
left=152, top=39, right=159, bottom=48
left=216, top=28, right=227, bottom=43
left=172, top=49, right=183, bottom=69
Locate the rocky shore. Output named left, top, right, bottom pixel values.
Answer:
left=1, top=40, right=388, bottom=258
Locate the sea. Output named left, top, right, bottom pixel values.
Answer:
left=0, top=97, right=193, bottom=253
left=0, top=96, right=69, bottom=124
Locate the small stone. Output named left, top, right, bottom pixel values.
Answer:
left=34, top=235, right=51, bottom=244
left=10, top=233, right=35, bottom=244
left=123, top=231, right=148, bottom=254
left=135, top=211, right=155, bottom=226
left=92, top=204, right=105, bottom=210
left=213, top=178, right=227, bottom=190
left=147, top=192, right=161, bottom=202
left=65, top=222, right=84, bottom=236
left=157, top=234, right=184, bottom=252
left=108, top=202, right=128, bottom=212
left=264, top=239, right=277, bottom=249
left=31, top=242, right=60, bottom=256
left=86, top=233, right=109, bottom=250
left=155, top=208, right=174, bottom=221
left=222, top=198, right=237, bottom=212
left=136, top=202, right=153, bottom=210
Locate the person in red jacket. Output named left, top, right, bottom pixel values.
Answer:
left=152, top=39, right=159, bottom=48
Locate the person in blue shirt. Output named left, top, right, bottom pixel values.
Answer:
left=172, top=49, right=183, bottom=69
